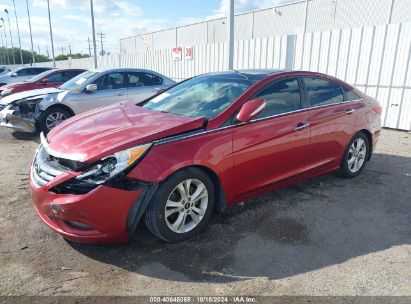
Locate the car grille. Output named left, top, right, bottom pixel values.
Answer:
left=31, top=145, right=69, bottom=188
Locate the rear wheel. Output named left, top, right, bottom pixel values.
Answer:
left=39, top=107, right=72, bottom=134
left=336, top=132, right=369, bottom=178
left=144, top=168, right=215, bottom=242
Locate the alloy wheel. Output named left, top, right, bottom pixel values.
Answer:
left=45, top=112, right=68, bottom=130
left=164, top=179, right=208, bottom=234
left=347, top=138, right=367, bottom=173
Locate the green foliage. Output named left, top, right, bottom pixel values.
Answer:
left=55, top=53, right=91, bottom=61
left=0, top=47, right=89, bottom=64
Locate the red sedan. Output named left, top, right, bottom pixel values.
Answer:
left=0, top=68, right=86, bottom=97
left=29, top=70, right=382, bottom=244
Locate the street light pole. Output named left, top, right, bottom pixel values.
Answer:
left=12, top=0, right=24, bottom=65
left=0, top=19, right=10, bottom=65
left=46, top=0, right=55, bottom=67
left=4, top=9, right=15, bottom=65
left=25, top=0, right=35, bottom=65
left=0, top=28, right=4, bottom=65
left=90, top=0, right=98, bottom=68
left=226, top=0, right=234, bottom=70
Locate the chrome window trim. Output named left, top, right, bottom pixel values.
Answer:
left=306, top=98, right=363, bottom=111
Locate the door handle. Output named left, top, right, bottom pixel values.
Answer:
left=116, top=92, right=126, bottom=96
left=294, top=122, right=310, bottom=131
left=345, top=108, right=356, bottom=114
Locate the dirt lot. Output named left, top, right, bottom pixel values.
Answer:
left=0, top=128, right=410, bottom=297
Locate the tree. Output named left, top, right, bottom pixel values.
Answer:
left=0, top=47, right=90, bottom=65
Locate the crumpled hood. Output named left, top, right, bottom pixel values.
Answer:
left=0, top=87, right=63, bottom=105
left=46, top=102, right=205, bottom=162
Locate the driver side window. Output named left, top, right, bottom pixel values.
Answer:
left=16, top=69, right=29, bottom=76
left=92, top=72, right=126, bottom=91
left=253, top=77, right=302, bottom=119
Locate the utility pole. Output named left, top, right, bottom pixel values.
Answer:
left=26, top=0, right=35, bottom=65
left=68, top=44, right=72, bottom=56
left=86, top=37, right=92, bottom=56
left=90, top=0, right=98, bottom=68
left=0, top=20, right=9, bottom=65
left=0, top=29, right=4, bottom=65
left=226, top=0, right=234, bottom=70
left=46, top=0, right=55, bottom=67
left=46, top=45, right=50, bottom=58
left=12, top=0, right=24, bottom=65
left=4, top=9, right=15, bottom=65
left=97, top=31, right=106, bottom=56
left=61, top=45, right=64, bottom=55
left=37, top=45, right=40, bottom=55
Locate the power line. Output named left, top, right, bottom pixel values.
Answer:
left=97, top=31, right=106, bottom=56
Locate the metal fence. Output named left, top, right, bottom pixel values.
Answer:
left=120, top=0, right=411, bottom=52
left=7, top=21, right=411, bottom=131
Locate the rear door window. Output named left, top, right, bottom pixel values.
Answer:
left=126, top=72, right=163, bottom=87
left=303, top=77, right=344, bottom=107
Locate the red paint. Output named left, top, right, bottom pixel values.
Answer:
left=30, top=71, right=381, bottom=244
left=0, top=69, right=86, bottom=95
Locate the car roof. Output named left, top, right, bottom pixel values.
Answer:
left=91, top=67, right=156, bottom=73
left=203, top=69, right=287, bottom=82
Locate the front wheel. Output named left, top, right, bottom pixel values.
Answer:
left=144, top=168, right=215, bottom=242
left=336, top=132, right=370, bottom=178
left=39, top=107, right=72, bottom=135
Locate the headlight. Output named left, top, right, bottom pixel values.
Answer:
left=75, top=143, right=152, bottom=185
left=1, top=88, right=13, bottom=97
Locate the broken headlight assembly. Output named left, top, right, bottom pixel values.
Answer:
left=76, top=143, right=152, bottom=185
left=51, top=143, right=152, bottom=195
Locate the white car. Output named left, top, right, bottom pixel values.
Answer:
left=0, top=68, right=175, bottom=134
left=0, top=67, right=53, bottom=86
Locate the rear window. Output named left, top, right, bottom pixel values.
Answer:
left=303, top=77, right=344, bottom=107
left=343, top=87, right=361, bottom=101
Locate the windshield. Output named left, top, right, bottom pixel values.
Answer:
left=142, top=74, right=252, bottom=119
left=7, top=68, right=23, bottom=76
left=26, top=70, right=54, bottom=82
left=59, top=71, right=98, bottom=91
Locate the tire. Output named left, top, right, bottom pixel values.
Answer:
left=144, top=167, right=215, bottom=242
left=39, top=106, right=73, bottom=135
left=336, top=132, right=370, bottom=178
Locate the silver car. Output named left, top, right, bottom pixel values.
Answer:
left=0, top=68, right=175, bottom=134
left=0, top=67, right=11, bottom=76
left=0, top=67, right=54, bottom=86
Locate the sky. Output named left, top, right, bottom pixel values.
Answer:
left=0, top=0, right=295, bottom=57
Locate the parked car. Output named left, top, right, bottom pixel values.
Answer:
left=0, top=67, right=53, bottom=86
left=29, top=70, right=382, bottom=244
left=0, top=66, right=11, bottom=76
left=0, top=68, right=175, bottom=134
left=0, top=68, right=87, bottom=97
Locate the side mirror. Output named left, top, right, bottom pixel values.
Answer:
left=41, top=78, right=49, bottom=84
left=85, top=84, right=97, bottom=93
left=236, top=98, right=266, bottom=123
left=11, top=73, right=17, bottom=77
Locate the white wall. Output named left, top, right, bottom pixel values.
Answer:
left=10, top=22, right=411, bottom=131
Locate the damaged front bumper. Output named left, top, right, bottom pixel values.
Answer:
left=0, top=102, right=40, bottom=133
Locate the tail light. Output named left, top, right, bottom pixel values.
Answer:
left=373, top=104, right=383, bottom=116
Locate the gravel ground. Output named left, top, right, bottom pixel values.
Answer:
left=0, top=128, right=410, bottom=297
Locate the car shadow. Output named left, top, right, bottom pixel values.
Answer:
left=69, top=152, right=411, bottom=283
